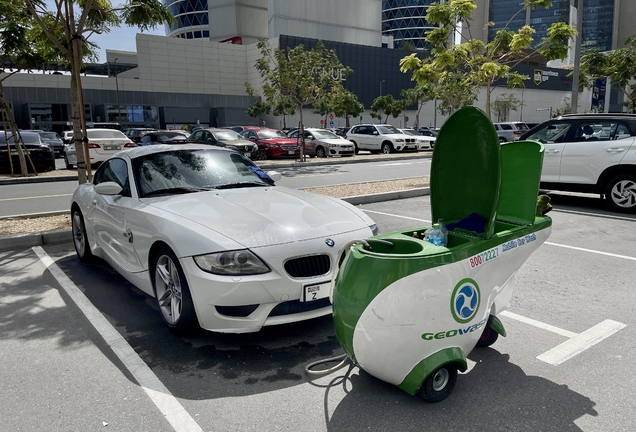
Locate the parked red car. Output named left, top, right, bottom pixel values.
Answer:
left=240, top=128, right=300, bottom=159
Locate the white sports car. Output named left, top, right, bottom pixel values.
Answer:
left=70, top=144, right=378, bottom=334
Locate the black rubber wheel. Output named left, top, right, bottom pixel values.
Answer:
left=419, top=364, right=458, bottom=403
left=605, top=174, right=636, bottom=213
left=316, top=146, right=326, bottom=158
left=499, top=137, right=506, bottom=143
left=153, top=246, right=198, bottom=334
left=254, top=149, right=267, bottom=160
left=477, top=325, right=499, bottom=347
left=71, top=207, right=93, bottom=262
left=381, top=143, right=393, bottom=154
left=351, top=141, right=359, bottom=155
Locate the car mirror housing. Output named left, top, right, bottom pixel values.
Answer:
left=267, top=171, right=282, bottom=182
left=372, top=131, right=379, bottom=135
left=95, top=181, right=123, bottom=196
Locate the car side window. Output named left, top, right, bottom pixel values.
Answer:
left=500, top=124, right=513, bottom=130
left=140, top=135, right=152, bottom=144
left=614, top=123, right=631, bottom=140
left=93, top=158, right=130, bottom=197
left=526, top=122, right=572, bottom=143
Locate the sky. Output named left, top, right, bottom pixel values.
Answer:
left=42, top=1, right=167, bottom=63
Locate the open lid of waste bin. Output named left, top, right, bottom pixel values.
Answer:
left=497, top=140, right=544, bottom=225
left=430, top=106, right=501, bottom=240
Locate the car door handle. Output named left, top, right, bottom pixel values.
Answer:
left=545, top=149, right=560, bottom=153
left=606, top=148, right=625, bottom=152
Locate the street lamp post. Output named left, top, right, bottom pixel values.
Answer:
left=114, top=57, right=121, bottom=123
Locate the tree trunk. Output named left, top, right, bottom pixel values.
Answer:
left=485, top=82, right=492, bottom=119
left=0, top=82, right=35, bottom=176
left=345, top=113, right=350, bottom=127
left=70, top=40, right=88, bottom=184
left=298, top=105, right=306, bottom=162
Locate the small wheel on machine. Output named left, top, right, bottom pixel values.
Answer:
left=605, top=174, right=636, bottom=213
left=477, top=325, right=499, bottom=347
left=153, top=246, right=198, bottom=334
left=419, top=364, right=458, bottom=403
left=71, top=207, right=93, bottom=262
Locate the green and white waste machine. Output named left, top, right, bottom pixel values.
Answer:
left=330, top=106, right=552, bottom=402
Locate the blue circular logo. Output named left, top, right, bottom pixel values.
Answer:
left=450, top=279, right=480, bottom=324
left=325, top=238, right=335, bottom=247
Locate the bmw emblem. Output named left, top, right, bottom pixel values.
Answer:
left=325, top=239, right=335, bottom=247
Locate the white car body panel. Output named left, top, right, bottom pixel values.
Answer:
left=71, top=144, right=377, bottom=332
left=558, top=137, right=636, bottom=184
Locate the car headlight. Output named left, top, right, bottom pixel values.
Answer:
left=194, top=250, right=270, bottom=275
left=329, top=143, right=337, bottom=147
left=394, top=139, right=405, bottom=142
left=370, top=224, right=379, bottom=235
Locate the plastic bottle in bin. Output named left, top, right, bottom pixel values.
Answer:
left=438, top=219, right=448, bottom=240
left=427, top=223, right=447, bottom=247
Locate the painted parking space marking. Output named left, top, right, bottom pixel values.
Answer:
left=500, top=311, right=578, bottom=338
left=362, top=209, right=429, bottom=223
left=0, top=193, right=72, bottom=201
left=536, top=320, right=627, bottom=366
left=545, top=242, right=636, bottom=262
left=33, top=246, right=203, bottom=432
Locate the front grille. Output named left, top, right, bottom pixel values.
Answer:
left=405, top=138, right=416, bottom=143
left=284, top=254, right=331, bottom=278
left=269, top=298, right=331, bottom=317
left=281, top=145, right=297, bottom=151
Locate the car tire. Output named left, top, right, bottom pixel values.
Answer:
left=499, top=137, right=506, bottom=143
left=153, top=246, right=198, bottom=334
left=476, top=325, right=499, bottom=347
left=381, top=142, right=393, bottom=154
left=605, top=174, right=636, bottom=213
left=351, top=141, right=359, bottom=155
left=419, top=364, right=458, bottom=403
left=71, top=207, right=94, bottom=262
left=316, top=146, right=326, bottom=158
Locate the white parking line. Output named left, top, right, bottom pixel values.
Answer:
left=545, top=242, right=636, bottom=262
left=499, top=311, right=578, bottom=338
left=32, top=247, right=203, bottom=432
left=363, top=209, right=429, bottom=223
left=537, top=320, right=627, bottom=366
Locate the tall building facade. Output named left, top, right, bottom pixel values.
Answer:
left=164, top=0, right=382, bottom=47
left=381, top=0, right=438, bottom=50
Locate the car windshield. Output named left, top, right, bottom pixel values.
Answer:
left=158, top=132, right=186, bottom=140
left=311, top=130, right=339, bottom=139
left=212, top=131, right=242, bottom=141
left=133, top=149, right=275, bottom=197
left=39, top=132, right=61, bottom=140
left=400, top=129, right=419, bottom=136
left=258, top=130, right=287, bottom=139
left=88, top=130, right=128, bottom=139
left=377, top=125, right=401, bottom=134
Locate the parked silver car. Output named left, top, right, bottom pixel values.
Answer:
left=494, top=122, right=529, bottom=142
left=288, top=128, right=355, bottom=157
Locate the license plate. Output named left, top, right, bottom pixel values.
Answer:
left=244, top=152, right=251, bottom=158
left=301, top=282, right=330, bottom=302
left=104, top=145, right=121, bottom=150
left=288, top=150, right=295, bottom=155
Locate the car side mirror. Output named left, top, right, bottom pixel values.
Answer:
left=372, top=131, right=379, bottom=135
left=95, top=181, right=123, bottom=196
left=307, top=135, right=314, bottom=140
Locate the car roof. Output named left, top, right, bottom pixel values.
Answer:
left=115, top=143, right=231, bottom=159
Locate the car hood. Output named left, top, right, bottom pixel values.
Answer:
left=319, top=138, right=353, bottom=146
left=217, top=139, right=256, bottom=147
left=42, top=139, right=63, bottom=144
left=143, top=186, right=369, bottom=248
left=260, top=138, right=299, bottom=145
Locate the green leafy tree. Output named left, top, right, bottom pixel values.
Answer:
left=331, top=89, right=364, bottom=127
left=400, top=0, right=576, bottom=118
left=253, top=39, right=350, bottom=161
left=370, top=94, right=407, bottom=123
left=580, top=35, right=636, bottom=113
left=245, top=82, right=271, bottom=125
left=25, top=0, right=174, bottom=184
left=492, top=92, right=522, bottom=121
left=401, top=83, right=437, bottom=129
left=0, top=0, right=55, bottom=176
left=272, top=94, right=296, bottom=129
left=313, top=96, right=333, bottom=128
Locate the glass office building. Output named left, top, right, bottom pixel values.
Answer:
left=487, top=0, right=615, bottom=52
left=163, top=0, right=210, bottom=39
left=382, top=0, right=438, bottom=50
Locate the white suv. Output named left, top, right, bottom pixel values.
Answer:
left=346, top=124, right=418, bottom=154
left=520, top=114, right=636, bottom=212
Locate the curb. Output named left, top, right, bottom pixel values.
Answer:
left=0, top=152, right=432, bottom=185
left=0, top=187, right=430, bottom=251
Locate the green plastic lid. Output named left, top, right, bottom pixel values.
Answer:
left=430, top=106, right=501, bottom=239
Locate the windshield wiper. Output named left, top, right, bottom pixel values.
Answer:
left=214, top=182, right=269, bottom=190
left=143, top=187, right=209, bottom=197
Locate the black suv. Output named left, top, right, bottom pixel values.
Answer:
left=520, top=113, right=636, bottom=212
